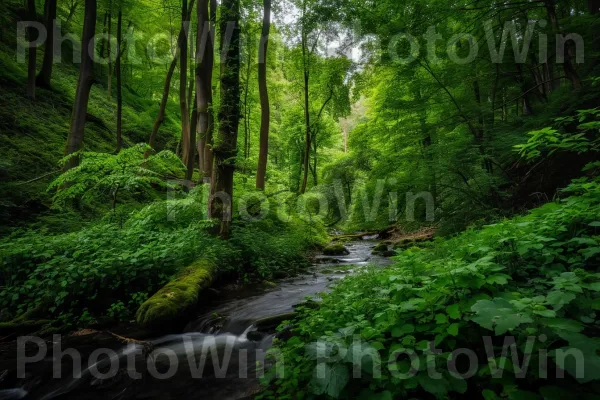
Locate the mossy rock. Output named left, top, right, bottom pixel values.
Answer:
left=372, top=242, right=389, bottom=253
left=323, top=243, right=350, bottom=256
left=136, top=259, right=216, bottom=327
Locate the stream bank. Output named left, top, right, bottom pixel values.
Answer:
left=0, top=239, right=391, bottom=400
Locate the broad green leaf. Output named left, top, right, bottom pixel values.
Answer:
left=391, top=323, right=414, bottom=337
left=435, top=313, right=448, bottom=324
left=471, top=298, right=533, bottom=335
left=418, top=374, right=449, bottom=396
left=447, top=323, right=460, bottom=336
left=309, top=363, right=349, bottom=398
left=541, top=318, right=584, bottom=333
left=545, top=291, right=576, bottom=310
left=446, top=304, right=461, bottom=319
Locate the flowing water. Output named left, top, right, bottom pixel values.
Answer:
left=0, top=240, right=390, bottom=400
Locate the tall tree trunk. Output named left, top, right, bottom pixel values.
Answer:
left=188, top=101, right=198, bottom=182
left=197, top=0, right=215, bottom=182
left=180, top=0, right=192, bottom=167
left=255, top=0, right=271, bottom=190
left=243, top=49, right=251, bottom=160
left=146, top=57, right=178, bottom=157
left=186, top=80, right=197, bottom=182
left=116, top=9, right=123, bottom=152
left=146, top=0, right=195, bottom=158
left=99, top=11, right=108, bottom=77
left=107, top=3, right=112, bottom=98
left=64, top=0, right=97, bottom=170
left=515, top=64, right=534, bottom=115
left=300, top=29, right=311, bottom=194
left=26, top=0, right=37, bottom=99
left=209, top=0, right=240, bottom=239
left=36, top=0, right=57, bottom=89
left=544, top=0, right=582, bottom=90
left=185, top=29, right=196, bottom=183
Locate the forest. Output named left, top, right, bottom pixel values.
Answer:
left=0, top=0, right=599, bottom=398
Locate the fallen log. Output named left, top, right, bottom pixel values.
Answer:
left=136, top=259, right=216, bottom=327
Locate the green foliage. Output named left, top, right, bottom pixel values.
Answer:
left=0, top=185, right=327, bottom=326
left=515, top=108, right=600, bottom=161
left=48, top=144, right=185, bottom=213
left=267, top=176, right=600, bottom=398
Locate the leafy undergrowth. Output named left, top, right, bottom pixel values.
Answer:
left=0, top=185, right=327, bottom=328
left=264, top=176, right=600, bottom=399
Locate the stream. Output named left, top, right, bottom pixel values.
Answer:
left=0, top=240, right=390, bottom=400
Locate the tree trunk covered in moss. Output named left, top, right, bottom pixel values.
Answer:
left=255, top=0, right=271, bottom=190
left=64, top=0, right=97, bottom=170
left=36, top=0, right=57, bottom=89
left=180, top=0, right=192, bottom=168
left=209, top=0, right=240, bottom=239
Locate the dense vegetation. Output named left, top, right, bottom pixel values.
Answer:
left=0, top=0, right=599, bottom=398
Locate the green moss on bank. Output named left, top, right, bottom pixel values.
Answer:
left=135, top=259, right=216, bottom=327
left=323, top=243, right=349, bottom=256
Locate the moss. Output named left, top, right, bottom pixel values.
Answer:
left=372, top=242, right=389, bottom=253
left=136, top=259, right=216, bottom=327
left=0, top=319, right=53, bottom=335
left=323, top=243, right=350, bottom=256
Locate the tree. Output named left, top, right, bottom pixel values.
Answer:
left=107, top=0, right=113, bottom=98
left=299, top=4, right=311, bottom=194
left=116, top=9, right=123, bottom=152
left=209, top=0, right=240, bottom=239
left=36, top=0, right=57, bottom=89
left=196, top=0, right=216, bottom=183
left=255, top=0, right=271, bottom=190
left=26, top=0, right=37, bottom=99
left=146, top=0, right=196, bottom=158
left=180, top=0, right=193, bottom=168
left=64, top=0, right=97, bottom=170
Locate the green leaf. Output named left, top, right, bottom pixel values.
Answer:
left=483, top=389, right=501, bottom=400
left=486, top=274, right=510, bottom=285
left=551, top=332, right=600, bottom=383
left=471, top=298, right=533, bottom=335
left=545, top=291, right=576, bottom=310
left=418, top=374, right=449, bottom=396
left=371, top=341, right=385, bottom=351
left=447, top=323, right=460, bottom=336
left=435, top=313, right=448, bottom=324
left=446, top=304, right=461, bottom=319
left=541, top=318, right=584, bottom=333
left=448, top=376, right=467, bottom=394
left=581, top=247, right=600, bottom=260
left=309, top=363, right=349, bottom=398
left=533, top=309, right=556, bottom=318
left=391, top=323, right=414, bottom=337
